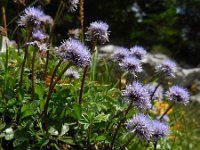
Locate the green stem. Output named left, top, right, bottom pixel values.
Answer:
left=44, top=62, right=70, bottom=132
left=19, top=31, right=30, bottom=87
left=31, top=49, right=37, bottom=101
left=120, top=133, right=136, bottom=150
left=110, top=100, right=134, bottom=150
left=91, top=44, right=98, bottom=81
left=19, top=48, right=28, bottom=87
left=154, top=141, right=157, bottom=150
left=4, top=42, right=9, bottom=90
left=79, top=65, right=88, bottom=104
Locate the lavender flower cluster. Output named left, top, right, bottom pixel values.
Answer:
left=18, top=7, right=53, bottom=28
left=86, top=21, right=110, bottom=45
left=112, top=45, right=146, bottom=76
left=122, top=81, right=151, bottom=110
left=127, top=113, right=170, bottom=141
left=112, top=44, right=190, bottom=143
left=56, top=39, right=91, bottom=67
left=18, top=7, right=53, bottom=51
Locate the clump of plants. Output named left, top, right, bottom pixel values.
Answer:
left=0, top=1, right=191, bottom=150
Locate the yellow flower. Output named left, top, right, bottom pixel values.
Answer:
left=154, top=101, right=173, bottom=116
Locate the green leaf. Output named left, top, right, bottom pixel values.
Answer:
left=51, top=143, right=61, bottom=150
left=21, top=110, right=35, bottom=120
left=0, top=122, right=6, bottom=131
left=49, top=127, right=59, bottom=136
left=96, top=135, right=106, bottom=141
left=35, top=84, right=44, bottom=100
left=60, top=123, right=69, bottom=137
left=58, top=136, right=74, bottom=145
left=20, top=100, right=39, bottom=119
left=36, top=138, right=49, bottom=147
left=3, top=88, right=15, bottom=99
left=71, top=103, right=82, bottom=120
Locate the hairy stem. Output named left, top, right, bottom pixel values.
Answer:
left=44, top=62, right=70, bottom=132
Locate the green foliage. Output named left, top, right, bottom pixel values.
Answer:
left=0, top=1, right=199, bottom=150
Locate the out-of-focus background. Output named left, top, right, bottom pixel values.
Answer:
left=0, top=0, right=200, bottom=148
left=1, top=0, right=200, bottom=67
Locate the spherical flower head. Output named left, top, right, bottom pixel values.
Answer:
left=165, top=85, right=190, bottom=105
left=144, top=84, right=163, bottom=100
left=65, top=68, right=80, bottom=79
left=119, top=56, right=142, bottom=75
left=63, top=0, right=79, bottom=12
left=112, top=47, right=130, bottom=62
left=32, top=29, right=48, bottom=42
left=130, top=45, right=147, bottom=60
left=151, top=120, right=170, bottom=141
left=155, top=59, right=176, bottom=77
left=18, top=7, right=53, bottom=27
left=86, top=21, right=109, bottom=45
left=122, top=81, right=151, bottom=110
left=127, top=113, right=153, bottom=140
left=57, top=39, right=91, bottom=67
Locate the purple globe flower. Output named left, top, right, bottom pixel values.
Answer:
left=32, top=30, right=48, bottom=42
left=18, top=7, right=53, bottom=27
left=151, top=120, right=170, bottom=141
left=56, top=39, right=91, bottom=67
left=26, top=29, right=49, bottom=51
left=119, top=56, right=142, bottom=75
left=155, top=59, right=176, bottom=77
left=144, top=84, right=163, bottom=100
left=165, top=85, right=190, bottom=105
left=86, top=21, right=109, bottom=44
left=127, top=113, right=153, bottom=140
left=112, top=47, right=130, bottom=62
left=122, top=81, right=151, bottom=110
left=65, top=68, right=80, bottom=79
left=130, top=45, right=147, bottom=60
